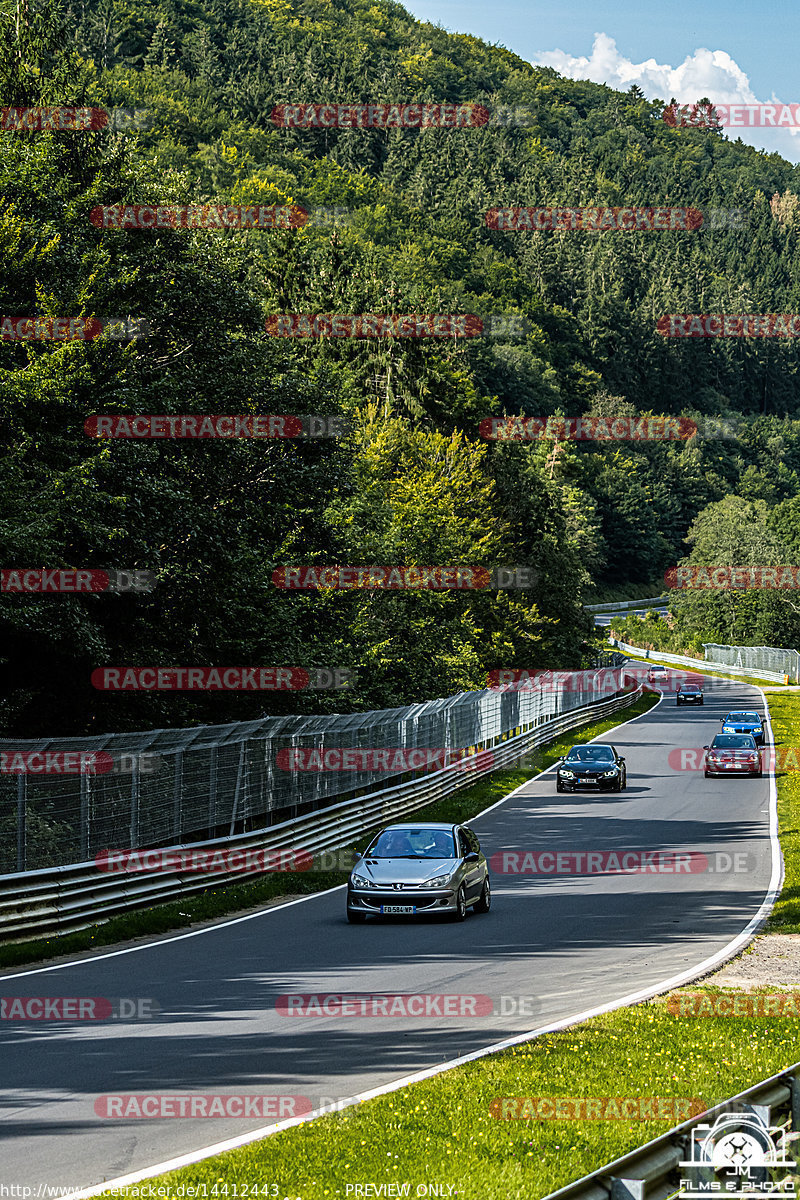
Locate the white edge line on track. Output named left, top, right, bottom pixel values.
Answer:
left=58, top=674, right=785, bottom=1199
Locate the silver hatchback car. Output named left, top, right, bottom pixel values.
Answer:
left=346, top=821, right=491, bottom=923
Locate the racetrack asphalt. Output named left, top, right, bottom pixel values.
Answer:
left=0, top=667, right=779, bottom=1192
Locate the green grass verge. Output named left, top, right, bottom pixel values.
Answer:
left=101, top=992, right=800, bottom=1200
left=0, top=691, right=657, bottom=972
left=766, top=691, right=800, bottom=933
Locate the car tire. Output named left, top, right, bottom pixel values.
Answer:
left=347, top=909, right=367, bottom=924
left=621, top=770, right=626, bottom=790
left=556, top=780, right=565, bottom=792
left=473, top=877, right=491, bottom=914
left=451, top=885, right=467, bottom=922
left=704, top=770, right=710, bottom=778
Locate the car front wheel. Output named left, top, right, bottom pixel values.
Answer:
left=473, top=877, right=491, bottom=914
left=347, top=909, right=367, bottom=923
left=452, top=885, right=467, bottom=922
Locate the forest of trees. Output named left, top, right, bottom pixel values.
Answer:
left=3, top=0, right=800, bottom=735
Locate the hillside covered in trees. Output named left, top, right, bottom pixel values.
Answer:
left=3, top=0, right=800, bottom=735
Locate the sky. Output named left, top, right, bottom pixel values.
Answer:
left=404, top=0, right=800, bottom=162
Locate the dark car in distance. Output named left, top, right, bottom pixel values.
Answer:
left=556, top=744, right=627, bottom=793
left=677, top=684, right=704, bottom=706
left=704, top=734, right=762, bottom=778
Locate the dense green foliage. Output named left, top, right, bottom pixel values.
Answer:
left=3, top=0, right=800, bottom=734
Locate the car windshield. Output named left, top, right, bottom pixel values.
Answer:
left=565, top=746, right=615, bottom=762
left=367, top=829, right=456, bottom=858
left=712, top=735, right=757, bottom=749
left=681, top=686, right=701, bottom=693
left=726, top=713, right=761, bottom=722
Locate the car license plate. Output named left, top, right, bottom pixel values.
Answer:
left=381, top=904, right=416, bottom=914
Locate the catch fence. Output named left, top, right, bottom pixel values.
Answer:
left=1, top=669, right=627, bottom=874
left=704, top=642, right=800, bottom=683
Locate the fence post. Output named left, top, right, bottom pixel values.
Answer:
left=16, top=774, right=26, bottom=872
left=208, top=745, right=218, bottom=835
left=229, top=743, right=246, bottom=835
left=130, top=756, right=140, bottom=847
left=173, top=750, right=184, bottom=841
left=80, top=770, right=90, bottom=860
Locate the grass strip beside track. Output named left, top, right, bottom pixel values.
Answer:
left=0, top=692, right=657, bottom=971
left=766, top=691, right=800, bottom=933
left=101, top=993, right=800, bottom=1200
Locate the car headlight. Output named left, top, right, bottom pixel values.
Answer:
left=601, top=769, right=619, bottom=777
left=351, top=874, right=377, bottom=889
left=418, top=873, right=453, bottom=889
left=559, top=769, right=575, bottom=778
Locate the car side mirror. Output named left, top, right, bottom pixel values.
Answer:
left=703, top=745, right=709, bottom=750
left=464, top=852, right=480, bottom=863
left=618, top=756, right=625, bottom=762
left=353, top=852, right=362, bottom=861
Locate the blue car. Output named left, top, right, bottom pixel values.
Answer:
left=721, top=711, right=764, bottom=745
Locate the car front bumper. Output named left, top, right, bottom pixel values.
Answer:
left=557, top=776, right=620, bottom=791
left=347, top=887, right=458, bottom=916
left=705, top=761, right=761, bottom=775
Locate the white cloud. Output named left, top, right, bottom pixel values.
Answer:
left=533, top=33, right=799, bottom=161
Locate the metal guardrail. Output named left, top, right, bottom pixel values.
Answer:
left=610, top=639, right=788, bottom=683
left=584, top=597, right=668, bottom=613
left=0, top=683, right=642, bottom=941
left=541, top=1061, right=800, bottom=1199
